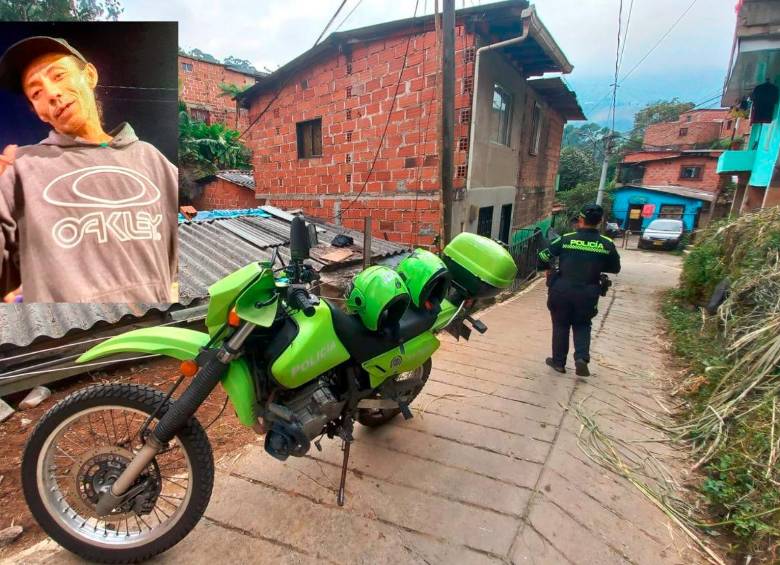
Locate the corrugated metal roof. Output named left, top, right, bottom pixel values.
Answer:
left=618, top=184, right=717, bottom=203
left=0, top=211, right=407, bottom=351
left=215, top=170, right=255, bottom=190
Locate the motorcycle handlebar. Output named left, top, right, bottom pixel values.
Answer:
left=288, top=287, right=316, bottom=317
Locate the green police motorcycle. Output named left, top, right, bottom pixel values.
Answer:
left=21, top=216, right=517, bottom=563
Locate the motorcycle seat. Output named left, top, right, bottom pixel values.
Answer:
left=325, top=299, right=438, bottom=364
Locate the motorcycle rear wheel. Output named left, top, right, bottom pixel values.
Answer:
left=357, top=360, right=431, bottom=428
left=22, top=383, right=214, bottom=564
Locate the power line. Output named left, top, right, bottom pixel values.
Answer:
left=617, top=0, right=635, bottom=72
left=315, top=0, right=349, bottom=45
left=335, top=0, right=364, bottom=32
left=619, top=0, right=699, bottom=84
left=608, top=0, right=624, bottom=135
left=334, top=0, right=422, bottom=223
left=238, top=0, right=351, bottom=140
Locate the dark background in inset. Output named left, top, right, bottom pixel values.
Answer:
left=0, top=22, right=178, bottom=163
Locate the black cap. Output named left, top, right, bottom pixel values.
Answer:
left=0, top=36, right=87, bottom=93
left=579, top=203, right=604, bottom=225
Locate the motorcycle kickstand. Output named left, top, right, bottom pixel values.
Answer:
left=337, top=439, right=352, bottom=506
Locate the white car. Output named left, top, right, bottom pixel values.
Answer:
left=638, top=218, right=684, bottom=250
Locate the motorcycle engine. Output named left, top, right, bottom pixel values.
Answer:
left=264, top=378, right=345, bottom=461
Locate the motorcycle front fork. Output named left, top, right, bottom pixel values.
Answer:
left=96, top=322, right=256, bottom=516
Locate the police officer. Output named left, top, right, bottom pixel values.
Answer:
left=537, top=204, right=621, bottom=376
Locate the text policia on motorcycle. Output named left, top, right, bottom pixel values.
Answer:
left=20, top=211, right=518, bottom=561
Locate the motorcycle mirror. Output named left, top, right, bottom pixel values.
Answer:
left=290, top=215, right=311, bottom=261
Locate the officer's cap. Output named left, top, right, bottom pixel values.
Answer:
left=579, top=203, right=604, bottom=225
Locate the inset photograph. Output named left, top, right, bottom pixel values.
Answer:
left=0, top=22, right=178, bottom=303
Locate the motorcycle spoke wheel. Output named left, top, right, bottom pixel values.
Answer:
left=39, top=405, right=192, bottom=546
left=22, top=384, right=213, bottom=564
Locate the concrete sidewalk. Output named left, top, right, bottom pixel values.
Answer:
left=8, top=248, right=703, bottom=565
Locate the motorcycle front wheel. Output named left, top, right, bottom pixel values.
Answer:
left=22, top=383, right=214, bottom=564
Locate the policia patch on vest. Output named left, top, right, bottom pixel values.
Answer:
left=537, top=228, right=621, bottom=286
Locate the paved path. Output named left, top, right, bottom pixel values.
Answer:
left=7, top=248, right=704, bottom=565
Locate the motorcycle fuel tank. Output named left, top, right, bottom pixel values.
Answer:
left=269, top=301, right=350, bottom=389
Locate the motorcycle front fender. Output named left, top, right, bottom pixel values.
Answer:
left=77, top=327, right=210, bottom=363
left=77, top=327, right=258, bottom=428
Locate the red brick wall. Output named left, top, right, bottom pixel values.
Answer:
left=244, top=22, right=477, bottom=247
left=178, top=56, right=257, bottom=131
left=644, top=121, right=722, bottom=149
left=640, top=156, right=724, bottom=192
left=514, top=85, right=564, bottom=228
left=193, top=178, right=262, bottom=210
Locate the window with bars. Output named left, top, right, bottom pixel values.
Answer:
left=346, top=131, right=353, bottom=142
left=300, top=79, right=309, bottom=89
left=489, top=84, right=512, bottom=146
left=477, top=206, right=494, bottom=237
left=346, top=173, right=352, bottom=183
left=346, top=62, right=353, bottom=75
left=679, top=165, right=702, bottom=179
left=679, top=127, right=688, bottom=136
left=190, top=108, right=210, bottom=124
left=346, top=108, right=352, bottom=120
left=296, top=118, right=323, bottom=159
left=181, top=62, right=193, bottom=72
left=458, top=136, right=468, bottom=151
left=346, top=153, right=352, bottom=163
left=464, top=47, right=476, bottom=63
left=456, top=164, right=467, bottom=178
left=460, top=108, right=471, bottom=124
left=346, top=85, right=352, bottom=97
left=463, top=76, right=473, bottom=94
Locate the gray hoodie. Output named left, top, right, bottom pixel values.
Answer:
left=0, top=123, right=178, bottom=302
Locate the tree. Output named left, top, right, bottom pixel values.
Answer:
left=218, top=82, right=253, bottom=98
left=185, top=48, right=220, bottom=64
left=0, top=0, right=122, bottom=20
left=630, top=98, right=695, bottom=140
left=178, top=107, right=252, bottom=201
left=558, top=147, right=599, bottom=191
left=222, top=56, right=258, bottom=74
left=557, top=181, right=613, bottom=219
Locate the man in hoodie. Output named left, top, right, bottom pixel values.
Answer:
left=0, top=36, right=178, bottom=303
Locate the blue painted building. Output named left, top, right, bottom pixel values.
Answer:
left=611, top=185, right=716, bottom=232
left=716, top=0, right=780, bottom=212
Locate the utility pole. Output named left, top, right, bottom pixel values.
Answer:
left=596, top=134, right=611, bottom=206
left=440, top=0, right=455, bottom=244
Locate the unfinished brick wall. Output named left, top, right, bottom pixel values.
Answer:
left=245, top=22, right=477, bottom=247
left=640, top=156, right=725, bottom=192
left=193, top=178, right=262, bottom=210
left=513, top=85, right=564, bottom=228
left=643, top=109, right=751, bottom=150
left=644, top=121, right=723, bottom=149
left=178, top=56, right=256, bottom=131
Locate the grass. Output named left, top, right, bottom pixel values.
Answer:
left=663, top=287, right=780, bottom=562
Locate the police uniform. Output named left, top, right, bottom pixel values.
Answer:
left=538, top=218, right=621, bottom=373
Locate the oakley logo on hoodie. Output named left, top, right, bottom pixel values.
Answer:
left=43, top=165, right=163, bottom=248
left=0, top=123, right=178, bottom=303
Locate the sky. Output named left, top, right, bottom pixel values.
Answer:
left=121, top=0, right=739, bottom=130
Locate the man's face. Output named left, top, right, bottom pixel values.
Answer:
left=21, top=53, right=98, bottom=135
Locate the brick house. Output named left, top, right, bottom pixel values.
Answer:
left=178, top=54, right=262, bottom=131
left=642, top=108, right=750, bottom=151
left=237, top=0, right=583, bottom=246
left=193, top=170, right=262, bottom=210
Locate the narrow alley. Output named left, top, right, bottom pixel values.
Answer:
left=5, top=247, right=705, bottom=565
